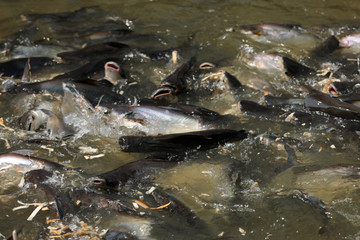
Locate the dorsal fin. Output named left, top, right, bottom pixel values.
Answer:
left=21, top=57, right=31, bottom=83
left=312, top=35, right=340, bottom=57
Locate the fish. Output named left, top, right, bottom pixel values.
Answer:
left=271, top=163, right=360, bottom=227
left=239, top=100, right=285, bottom=115
left=118, top=129, right=247, bottom=153
left=0, top=57, right=55, bottom=78
left=234, top=24, right=317, bottom=47
left=20, top=108, right=73, bottom=139
left=150, top=86, right=178, bottom=103
left=51, top=57, right=125, bottom=81
left=159, top=57, right=196, bottom=93
left=201, top=71, right=242, bottom=96
left=49, top=19, right=129, bottom=35
left=5, top=45, right=75, bottom=60
left=274, top=144, right=298, bottom=174
left=0, top=23, right=38, bottom=47
left=311, top=35, right=340, bottom=57
left=308, top=32, right=360, bottom=56
left=103, top=61, right=125, bottom=86
left=0, top=153, right=66, bottom=173
left=107, top=101, right=224, bottom=135
left=69, top=188, right=138, bottom=216
left=5, top=71, right=128, bottom=107
left=46, top=114, right=74, bottom=139
left=268, top=190, right=330, bottom=234
left=151, top=188, right=200, bottom=225
left=91, top=159, right=180, bottom=188
left=23, top=169, right=73, bottom=219
left=20, top=108, right=49, bottom=131
left=263, top=95, right=305, bottom=106
left=239, top=99, right=316, bottom=125
left=282, top=56, right=315, bottom=77
left=242, top=52, right=314, bottom=78
left=327, top=81, right=360, bottom=106
left=338, top=32, right=360, bottom=54
left=302, top=85, right=360, bottom=120
left=327, top=81, right=360, bottom=96
left=151, top=57, right=196, bottom=101
left=55, top=29, right=134, bottom=47
left=56, top=42, right=129, bottom=62
left=104, top=227, right=139, bottom=240
left=246, top=77, right=276, bottom=93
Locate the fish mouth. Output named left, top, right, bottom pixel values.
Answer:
left=199, top=62, right=216, bottom=70
left=88, top=177, right=106, bottom=185
left=105, top=61, right=120, bottom=73
left=151, top=86, right=175, bottom=99
left=328, top=85, right=339, bottom=96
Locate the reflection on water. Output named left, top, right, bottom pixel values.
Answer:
left=0, top=0, right=360, bottom=239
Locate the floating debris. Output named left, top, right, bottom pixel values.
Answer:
left=79, top=146, right=98, bottom=154
left=134, top=200, right=171, bottom=210
left=0, top=118, right=14, bottom=132
left=239, top=227, right=246, bottom=236
left=84, top=153, right=105, bottom=160
left=13, top=200, right=53, bottom=221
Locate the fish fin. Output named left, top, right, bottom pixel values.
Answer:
left=274, top=144, right=298, bottom=174
left=312, top=35, right=340, bottom=57
left=224, top=72, right=242, bottom=89
left=21, top=57, right=31, bottom=83
left=282, top=57, right=314, bottom=77
left=54, top=196, right=65, bottom=219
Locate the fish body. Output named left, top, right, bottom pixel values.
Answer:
left=24, top=169, right=73, bottom=219
left=119, top=129, right=247, bottom=153
left=108, top=101, right=222, bottom=135
left=312, top=35, right=340, bottom=57
left=339, top=33, right=360, bottom=48
left=243, top=52, right=314, bottom=77
left=238, top=24, right=317, bottom=47
left=6, top=78, right=128, bottom=106
left=338, top=33, right=360, bottom=54
left=52, top=58, right=123, bottom=81
left=93, top=159, right=178, bottom=187
left=7, top=45, right=74, bottom=59
left=304, top=86, right=360, bottom=120
left=0, top=57, right=55, bottom=78
left=0, top=153, right=65, bottom=172
left=264, top=95, right=305, bottom=106
left=56, top=29, right=133, bottom=47
left=56, top=42, right=129, bottom=62
left=20, top=108, right=49, bottom=131
left=69, top=189, right=138, bottom=216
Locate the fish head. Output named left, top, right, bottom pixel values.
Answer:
left=150, top=86, right=178, bottom=103
left=104, top=61, right=122, bottom=85
left=20, top=109, right=48, bottom=131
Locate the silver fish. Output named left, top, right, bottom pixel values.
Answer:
left=20, top=109, right=73, bottom=139
left=236, top=24, right=317, bottom=47
left=20, top=109, right=49, bottom=131
left=108, top=103, right=219, bottom=135
left=0, top=153, right=65, bottom=173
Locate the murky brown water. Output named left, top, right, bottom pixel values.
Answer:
left=0, top=0, right=360, bottom=239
